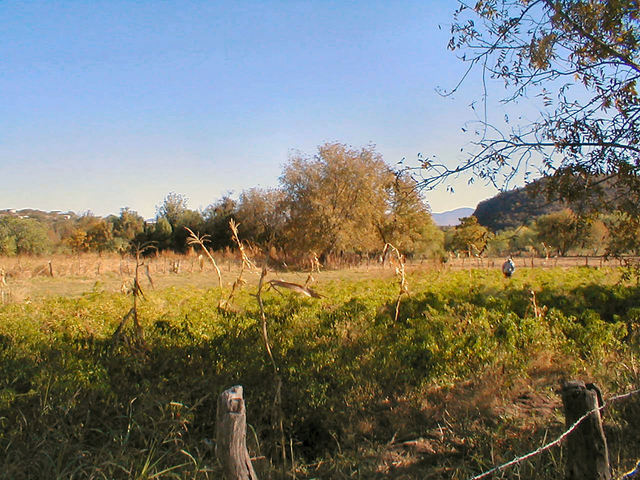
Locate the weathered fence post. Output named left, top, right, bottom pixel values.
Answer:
left=561, top=380, right=611, bottom=480
left=216, top=385, right=258, bottom=480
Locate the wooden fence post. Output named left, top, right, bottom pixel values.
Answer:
left=561, top=380, right=611, bottom=480
left=216, top=385, right=258, bottom=480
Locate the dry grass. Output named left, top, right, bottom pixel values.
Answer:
left=0, top=252, right=635, bottom=303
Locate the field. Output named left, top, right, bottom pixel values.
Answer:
left=1, top=253, right=639, bottom=479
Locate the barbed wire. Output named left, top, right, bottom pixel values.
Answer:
left=467, top=386, right=640, bottom=480
left=622, top=461, right=640, bottom=480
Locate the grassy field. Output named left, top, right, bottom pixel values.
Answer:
left=1, top=256, right=639, bottom=479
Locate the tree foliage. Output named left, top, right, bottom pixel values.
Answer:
left=602, top=211, right=640, bottom=255
left=157, top=192, right=189, bottom=229
left=234, top=188, right=287, bottom=249
left=0, top=143, right=447, bottom=261
left=447, top=216, right=489, bottom=255
left=0, top=217, right=52, bottom=255
left=422, top=0, right=640, bottom=215
left=109, top=208, right=145, bottom=241
left=280, top=143, right=391, bottom=257
left=278, top=143, right=443, bottom=259
left=376, top=172, right=444, bottom=257
left=202, top=195, right=237, bottom=250
left=534, top=208, right=586, bottom=256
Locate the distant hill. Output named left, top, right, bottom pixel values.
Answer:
left=473, top=182, right=566, bottom=231
left=431, top=207, right=474, bottom=227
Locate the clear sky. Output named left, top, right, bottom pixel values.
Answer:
left=1, top=0, right=509, bottom=219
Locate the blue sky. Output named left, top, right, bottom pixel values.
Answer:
left=1, top=0, right=513, bottom=218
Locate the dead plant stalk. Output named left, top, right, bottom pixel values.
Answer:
left=220, top=219, right=257, bottom=310
left=112, top=242, right=155, bottom=348
left=256, top=266, right=287, bottom=474
left=382, top=243, right=408, bottom=322
left=184, top=227, right=223, bottom=298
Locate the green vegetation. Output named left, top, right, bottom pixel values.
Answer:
left=1, top=267, right=638, bottom=479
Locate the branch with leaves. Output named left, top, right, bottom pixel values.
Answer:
left=418, top=0, right=640, bottom=216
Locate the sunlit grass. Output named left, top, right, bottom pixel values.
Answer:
left=0, top=266, right=638, bottom=479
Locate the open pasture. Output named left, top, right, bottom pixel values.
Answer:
left=0, top=257, right=639, bottom=479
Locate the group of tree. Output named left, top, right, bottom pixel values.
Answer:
left=144, top=143, right=444, bottom=261
left=447, top=208, right=640, bottom=258
left=0, top=143, right=445, bottom=262
left=0, top=208, right=146, bottom=256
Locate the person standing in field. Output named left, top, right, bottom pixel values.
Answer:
left=502, top=258, right=515, bottom=278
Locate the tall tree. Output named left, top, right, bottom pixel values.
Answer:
left=603, top=212, right=640, bottom=255
left=110, top=208, right=145, bottom=241
left=157, top=192, right=188, bottom=229
left=235, top=188, right=287, bottom=249
left=534, top=208, right=588, bottom=255
left=421, top=0, right=639, bottom=214
left=203, top=195, right=237, bottom=250
left=376, top=173, right=444, bottom=257
left=447, top=216, right=489, bottom=255
left=280, top=143, right=390, bottom=258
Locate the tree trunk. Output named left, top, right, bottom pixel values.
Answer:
left=561, top=380, right=611, bottom=480
left=216, top=386, right=258, bottom=480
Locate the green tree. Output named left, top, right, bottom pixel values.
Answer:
left=152, top=217, right=173, bottom=251
left=203, top=195, right=237, bottom=250
left=376, top=173, right=444, bottom=257
left=0, top=222, right=17, bottom=256
left=535, top=209, right=588, bottom=256
left=110, top=208, right=145, bottom=241
left=235, top=188, right=287, bottom=249
left=0, top=217, right=52, bottom=255
left=280, top=143, right=390, bottom=258
left=157, top=192, right=188, bottom=229
left=172, top=209, right=204, bottom=252
left=421, top=0, right=640, bottom=215
left=447, top=216, right=489, bottom=256
left=603, top=212, right=640, bottom=255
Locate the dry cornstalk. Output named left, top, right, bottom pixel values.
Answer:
left=382, top=243, right=409, bottom=322
left=304, top=251, right=321, bottom=287
left=267, top=280, right=322, bottom=299
left=112, top=242, right=155, bottom=349
left=220, top=220, right=258, bottom=310
left=144, top=264, right=155, bottom=289
left=185, top=227, right=224, bottom=294
left=255, top=267, right=287, bottom=473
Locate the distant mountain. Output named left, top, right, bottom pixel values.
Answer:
left=431, top=207, right=475, bottom=227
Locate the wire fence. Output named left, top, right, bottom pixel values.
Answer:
left=467, top=386, right=640, bottom=480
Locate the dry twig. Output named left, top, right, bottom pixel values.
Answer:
left=185, top=227, right=223, bottom=300
left=256, top=267, right=287, bottom=472
left=112, top=242, right=155, bottom=349
left=267, top=279, right=322, bottom=299
left=381, top=243, right=409, bottom=322
left=220, top=219, right=257, bottom=310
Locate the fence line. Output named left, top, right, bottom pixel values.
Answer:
left=467, top=387, right=640, bottom=480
